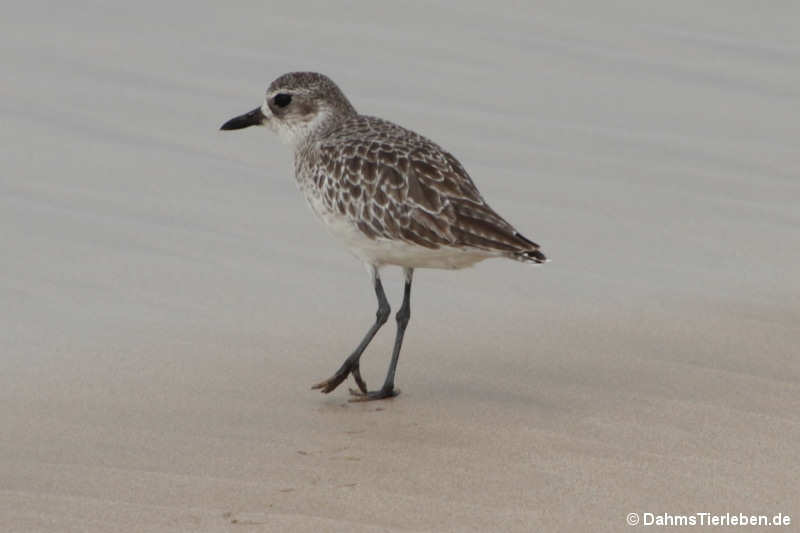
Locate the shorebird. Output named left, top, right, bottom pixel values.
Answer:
left=221, top=72, right=546, bottom=400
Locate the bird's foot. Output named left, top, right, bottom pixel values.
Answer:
left=311, top=359, right=367, bottom=394
left=348, top=386, right=400, bottom=402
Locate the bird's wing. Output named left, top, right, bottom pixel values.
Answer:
left=315, top=120, right=544, bottom=258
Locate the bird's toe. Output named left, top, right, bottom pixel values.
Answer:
left=348, top=387, right=400, bottom=402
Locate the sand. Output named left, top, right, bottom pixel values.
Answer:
left=1, top=2, right=799, bottom=531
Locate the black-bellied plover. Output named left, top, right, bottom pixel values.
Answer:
left=221, top=72, right=546, bottom=401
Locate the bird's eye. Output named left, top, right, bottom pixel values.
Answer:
left=273, top=93, right=292, bottom=108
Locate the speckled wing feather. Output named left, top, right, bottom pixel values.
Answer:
left=309, top=116, right=546, bottom=263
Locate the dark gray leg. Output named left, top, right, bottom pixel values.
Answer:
left=311, top=267, right=390, bottom=394
left=351, top=268, right=413, bottom=401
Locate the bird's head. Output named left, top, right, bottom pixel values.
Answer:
left=220, top=72, right=356, bottom=147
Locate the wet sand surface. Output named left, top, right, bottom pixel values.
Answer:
left=2, top=2, right=799, bottom=531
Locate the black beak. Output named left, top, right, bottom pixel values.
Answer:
left=220, top=107, right=265, bottom=130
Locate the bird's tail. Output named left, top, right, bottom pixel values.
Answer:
left=510, top=232, right=548, bottom=264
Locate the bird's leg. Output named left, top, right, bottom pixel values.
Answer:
left=312, top=268, right=390, bottom=394
left=350, top=268, right=413, bottom=401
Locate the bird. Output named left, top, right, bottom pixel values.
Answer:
left=220, top=72, right=546, bottom=401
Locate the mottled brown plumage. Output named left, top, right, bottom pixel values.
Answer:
left=290, top=101, right=546, bottom=266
